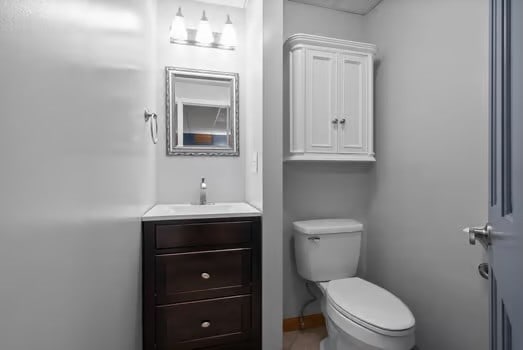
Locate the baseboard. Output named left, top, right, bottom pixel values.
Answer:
left=283, top=313, right=325, bottom=332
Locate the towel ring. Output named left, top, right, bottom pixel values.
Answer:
left=144, top=110, right=158, bottom=144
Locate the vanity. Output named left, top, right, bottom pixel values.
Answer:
left=142, top=203, right=262, bottom=350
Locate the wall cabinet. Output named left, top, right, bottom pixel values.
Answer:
left=285, top=34, right=377, bottom=162
left=143, top=217, right=261, bottom=350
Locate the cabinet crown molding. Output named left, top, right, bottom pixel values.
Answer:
left=285, top=33, right=377, bottom=55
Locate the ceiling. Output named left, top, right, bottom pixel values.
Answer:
left=289, top=0, right=383, bottom=15
left=194, top=0, right=249, bottom=9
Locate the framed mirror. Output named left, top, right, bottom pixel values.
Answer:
left=166, top=67, right=239, bottom=156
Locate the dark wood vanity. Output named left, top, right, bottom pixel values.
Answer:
left=142, top=216, right=262, bottom=350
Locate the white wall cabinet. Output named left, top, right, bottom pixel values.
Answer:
left=285, top=34, right=376, bottom=161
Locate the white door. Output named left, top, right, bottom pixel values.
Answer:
left=338, top=53, right=368, bottom=154
left=305, top=49, right=338, bottom=153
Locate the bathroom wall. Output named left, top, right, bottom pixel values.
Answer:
left=155, top=0, right=246, bottom=204
left=0, top=0, right=157, bottom=349
left=262, top=0, right=284, bottom=348
left=282, top=0, right=372, bottom=318
left=245, top=0, right=264, bottom=210
left=365, top=1, right=489, bottom=349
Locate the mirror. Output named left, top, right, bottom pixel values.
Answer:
left=166, top=67, right=239, bottom=156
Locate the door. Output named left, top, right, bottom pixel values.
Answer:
left=305, top=49, right=338, bottom=153
left=338, top=53, right=368, bottom=154
left=488, top=0, right=522, bottom=348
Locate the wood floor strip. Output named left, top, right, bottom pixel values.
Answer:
left=283, top=313, right=325, bottom=332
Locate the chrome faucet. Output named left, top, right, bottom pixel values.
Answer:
left=199, top=177, right=207, bottom=205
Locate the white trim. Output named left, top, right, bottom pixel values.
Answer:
left=285, top=34, right=377, bottom=56
left=284, top=154, right=376, bottom=162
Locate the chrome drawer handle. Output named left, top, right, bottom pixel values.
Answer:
left=201, top=321, right=211, bottom=328
left=201, top=272, right=211, bottom=280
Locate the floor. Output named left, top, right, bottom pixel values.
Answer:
left=283, top=327, right=327, bottom=350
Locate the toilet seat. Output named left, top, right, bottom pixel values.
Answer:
left=326, top=278, right=415, bottom=337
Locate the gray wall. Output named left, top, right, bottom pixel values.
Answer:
left=283, top=0, right=372, bottom=318
left=0, top=0, right=156, bottom=349
left=262, top=0, right=284, bottom=348
left=365, top=1, right=489, bottom=349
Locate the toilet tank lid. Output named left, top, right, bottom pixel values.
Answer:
left=293, top=219, right=363, bottom=235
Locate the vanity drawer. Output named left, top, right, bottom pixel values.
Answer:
left=155, top=221, right=252, bottom=249
left=156, top=249, right=252, bottom=303
left=156, top=295, right=252, bottom=350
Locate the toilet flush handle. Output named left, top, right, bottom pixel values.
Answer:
left=308, top=236, right=320, bottom=243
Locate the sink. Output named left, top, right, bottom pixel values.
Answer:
left=142, top=202, right=261, bottom=221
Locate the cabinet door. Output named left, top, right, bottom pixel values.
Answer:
left=338, top=54, right=369, bottom=154
left=305, top=49, right=338, bottom=153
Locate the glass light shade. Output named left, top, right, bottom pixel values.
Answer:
left=220, top=15, right=237, bottom=47
left=169, top=7, right=187, bottom=41
left=195, top=11, right=214, bottom=45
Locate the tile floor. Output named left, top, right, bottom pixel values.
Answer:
left=283, top=327, right=327, bottom=350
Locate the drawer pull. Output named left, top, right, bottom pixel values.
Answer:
left=201, top=321, right=211, bottom=328
left=201, top=272, right=211, bottom=280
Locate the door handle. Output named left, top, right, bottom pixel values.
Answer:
left=463, top=223, right=492, bottom=246
left=332, top=118, right=339, bottom=124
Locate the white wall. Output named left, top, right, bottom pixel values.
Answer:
left=245, top=0, right=264, bottom=210
left=0, top=1, right=156, bottom=349
left=365, top=1, right=489, bottom=349
left=155, top=0, right=246, bottom=204
left=282, top=0, right=370, bottom=318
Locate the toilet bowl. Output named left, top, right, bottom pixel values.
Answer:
left=317, top=278, right=415, bottom=350
left=293, top=219, right=416, bottom=350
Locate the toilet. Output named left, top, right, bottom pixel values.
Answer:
left=294, top=219, right=415, bottom=350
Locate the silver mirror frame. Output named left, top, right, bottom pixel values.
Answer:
left=165, top=67, right=240, bottom=156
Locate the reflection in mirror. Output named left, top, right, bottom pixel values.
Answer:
left=166, top=67, right=239, bottom=156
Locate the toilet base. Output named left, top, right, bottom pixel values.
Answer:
left=323, top=317, right=380, bottom=350
left=316, top=280, right=415, bottom=350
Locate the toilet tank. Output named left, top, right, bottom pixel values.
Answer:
left=294, top=219, right=363, bottom=282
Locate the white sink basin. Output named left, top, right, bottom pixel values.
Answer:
left=142, top=202, right=261, bottom=221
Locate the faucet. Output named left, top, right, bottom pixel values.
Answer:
left=199, top=177, right=207, bottom=205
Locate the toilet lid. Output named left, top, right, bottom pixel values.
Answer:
left=327, top=278, right=415, bottom=332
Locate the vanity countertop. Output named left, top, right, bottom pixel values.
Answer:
left=142, top=202, right=262, bottom=221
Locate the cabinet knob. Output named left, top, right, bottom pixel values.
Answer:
left=201, top=321, right=211, bottom=328
left=340, top=118, right=346, bottom=124
left=332, top=118, right=338, bottom=124
left=201, top=272, right=211, bottom=279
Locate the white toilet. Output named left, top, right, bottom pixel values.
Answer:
left=294, top=219, right=416, bottom=350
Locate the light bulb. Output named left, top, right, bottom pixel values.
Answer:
left=169, top=7, right=187, bottom=41
left=220, top=14, right=237, bottom=48
left=195, top=11, right=214, bottom=45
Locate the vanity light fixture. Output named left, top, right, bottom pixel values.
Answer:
left=169, top=8, right=236, bottom=50
left=169, top=7, right=187, bottom=41
left=220, top=15, right=237, bottom=48
left=195, top=11, right=214, bottom=45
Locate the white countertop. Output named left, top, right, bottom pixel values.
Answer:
left=142, top=202, right=262, bottom=221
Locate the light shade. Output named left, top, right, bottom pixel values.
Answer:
left=220, top=14, right=237, bottom=48
left=169, top=7, right=187, bottom=41
left=195, top=11, right=214, bottom=45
